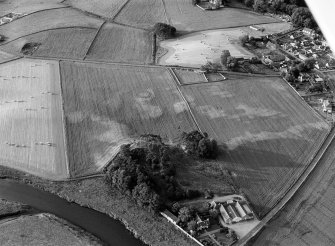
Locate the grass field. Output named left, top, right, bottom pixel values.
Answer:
left=64, top=0, right=127, bottom=19
left=173, top=68, right=207, bottom=84
left=205, top=73, right=225, bottom=82
left=114, top=0, right=168, bottom=29
left=0, top=214, right=98, bottom=245
left=0, top=58, right=68, bottom=180
left=0, top=0, right=64, bottom=16
left=254, top=132, right=335, bottom=246
left=163, top=1, right=278, bottom=32
left=180, top=76, right=329, bottom=216
left=0, top=49, right=17, bottom=63
left=159, top=29, right=254, bottom=67
left=0, top=28, right=97, bottom=59
left=0, top=8, right=102, bottom=42
left=240, top=22, right=292, bottom=38
left=85, top=23, right=153, bottom=64
left=60, top=61, right=197, bottom=177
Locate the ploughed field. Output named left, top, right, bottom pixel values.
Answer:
left=0, top=27, right=97, bottom=60
left=254, top=129, right=335, bottom=246
left=0, top=58, right=68, bottom=179
left=60, top=61, right=197, bottom=177
left=85, top=23, right=153, bottom=64
left=180, top=75, right=330, bottom=216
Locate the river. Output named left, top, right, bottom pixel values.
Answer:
left=0, top=179, right=145, bottom=246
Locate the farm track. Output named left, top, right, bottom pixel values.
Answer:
left=83, top=21, right=106, bottom=60
left=237, top=126, right=335, bottom=246
left=167, top=68, right=203, bottom=134
left=111, top=0, right=132, bottom=21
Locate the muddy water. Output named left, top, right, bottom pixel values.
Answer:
left=0, top=179, right=145, bottom=246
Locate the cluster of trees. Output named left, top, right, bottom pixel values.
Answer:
left=181, top=131, right=219, bottom=159
left=237, top=0, right=317, bottom=29
left=106, top=133, right=211, bottom=212
left=284, top=58, right=316, bottom=82
left=200, top=61, right=221, bottom=73
left=220, top=50, right=239, bottom=71
left=153, top=23, right=176, bottom=39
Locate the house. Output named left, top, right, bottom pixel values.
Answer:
left=235, top=202, right=248, bottom=220
left=322, top=99, right=333, bottom=113
left=302, top=28, right=316, bottom=37
left=266, top=41, right=277, bottom=50
left=298, top=73, right=310, bottom=83
left=219, top=205, right=232, bottom=224
left=315, top=77, right=324, bottom=83
left=227, top=205, right=242, bottom=223
left=196, top=214, right=210, bottom=230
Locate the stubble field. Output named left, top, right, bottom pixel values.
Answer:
left=64, top=0, right=128, bottom=19
left=0, top=8, right=103, bottom=42
left=173, top=68, right=207, bottom=84
left=114, top=0, right=168, bottom=29
left=0, top=0, right=64, bottom=16
left=163, top=0, right=278, bottom=32
left=0, top=27, right=97, bottom=59
left=180, top=76, right=330, bottom=216
left=60, top=61, right=197, bottom=177
left=0, top=58, right=68, bottom=180
left=85, top=23, right=153, bottom=64
left=254, top=131, right=335, bottom=246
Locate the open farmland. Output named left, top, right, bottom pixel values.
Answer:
left=173, top=68, right=207, bottom=84
left=0, top=50, right=17, bottom=63
left=163, top=0, right=278, bottom=32
left=159, top=28, right=254, bottom=67
left=0, top=28, right=97, bottom=59
left=181, top=76, right=330, bottom=216
left=0, top=58, right=68, bottom=180
left=0, top=0, right=64, bottom=16
left=114, top=0, right=168, bottom=29
left=64, top=0, right=127, bottom=19
left=60, top=61, right=197, bottom=177
left=0, top=8, right=103, bottom=42
left=85, top=23, right=153, bottom=64
left=254, top=131, right=335, bottom=246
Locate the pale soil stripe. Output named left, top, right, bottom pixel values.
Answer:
left=57, top=60, right=70, bottom=178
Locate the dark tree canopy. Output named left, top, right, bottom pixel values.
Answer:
left=153, top=23, right=176, bottom=39
left=291, top=7, right=316, bottom=28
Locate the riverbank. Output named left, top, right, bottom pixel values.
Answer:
left=0, top=213, right=102, bottom=246
left=0, top=199, right=31, bottom=218
left=0, top=166, right=196, bottom=246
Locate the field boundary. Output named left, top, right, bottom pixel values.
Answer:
left=166, top=68, right=203, bottom=134
left=111, top=0, right=132, bottom=21
left=0, top=56, right=23, bottom=65
left=0, top=26, right=98, bottom=47
left=57, top=60, right=70, bottom=178
left=160, top=0, right=171, bottom=25
left=237, top=126, right=335, bottom=245
left=83, top=21, right=106, bottom=60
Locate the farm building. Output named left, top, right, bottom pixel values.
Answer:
left=242, top=204, right=253, bottom=216
left=196, top=214, right=210, bottom=230
left=235, top=202, right=248, bottom=220
left=227, top=205, right=242, bottom=223
left=219, top=205, right=232, bottom=224
left=302, top=28, right=316, bottom=37
left=322, top=99, right=333, bottom=113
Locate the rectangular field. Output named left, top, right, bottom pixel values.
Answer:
left=85, top=23, right=153, bottom=64
left=60, top=61, right=197, bottom=177
left=0, top=58, right=68, bottom=179
left=64, top=0, right=128, bottom=19
left=163, top=0, right=278, bottom=32
left=114, top=0, right=168, bottom=29
left=0, top=28, right=97, bottom=60
left=181, top=76, right=329, bottom=216
left=205, top=73, right=225, bottom=82
left=0, top=8, right=103, bottom=42
left=173, top=68, right=207, bottom=84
